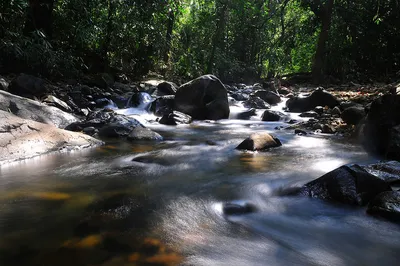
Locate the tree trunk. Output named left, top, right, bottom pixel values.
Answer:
left=101, top=0, right=115, bottom=72
left=163, top=9, right=175, bottom=64
left=311, top=0, right=335, bottom=83
left=24, top=0, right=55, bottom=38
left=207, top=0, right=228, bottom=74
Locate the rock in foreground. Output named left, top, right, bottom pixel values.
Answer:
left=0, top=110, right=102, bottom=165
left=367, top=191, right=400, bottom=223
left=236, top=132, right=282, bottom=151
left=298, top=165, right=391, bottom=206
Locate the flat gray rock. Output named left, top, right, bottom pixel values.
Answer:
left=0, top=90, right=78, bottom=128
left=0, top=110, right=102, bottom=165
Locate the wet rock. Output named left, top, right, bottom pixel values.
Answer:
left=0, top=90, right=78, bottom=128
left=298, top=165, right=391, bottom=206
left=126, top=92, right=154, bottom=110
left=367, top=191, right=400, bottom=223
left=0, top=110, right=102, bottom=165
left=236, top=108, right=256, bottom=120
left=151, top=95, right=175, bottom=116
left=299, top=111, right=319, bottom=118
left=362, top=161, right=400, bottom=184
left=83, top=127, right=98, bottom=136
left=159, top=111, right=192, bottom=125
left=95, top=98, right=117, bottom=109
left=8, top=74, right=49, bottom=98
left=331, top=106, right=341, bottom=115
left=236, top=132, right=282, bottom=151
left=341, top=106, right=365, bottom=125
left=252, top=90, right=281, bottom=105
left=362, top=94, right=400, bottom=160
left=97, top=114, right=144, bottom=139
left=243, top=96, right=270, bottom=109
left=286, top=88, right=339, bottom=112
left=127, top=127, right=163, bottom=141
left=278, top=87, right=291, bottom=95
left=231, top=92, right=249, bottom=101
left=174, top=75, right=229, bottom=120
left=222, top=202, right=257, bottom=215
left=261, top=110, right=287, bottom=121
left=154, top=81, right=177, bottom=96
left=295, top=129, right=307, bottom=135
left=314, top=106, right=324, bottom=115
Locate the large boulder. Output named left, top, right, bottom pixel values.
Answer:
left=367, top=191, right=400, bottom=223
left=286, top=88, right=339, bottom=112
left=174, top=75, right=229, bottom=120
left=153, top=81, right=177, bottom=96
left=151, top=95, right=175, bottom=116
left=362, top=94, right=400, bottom=160
left=8, top=73, right=48, bottom=98
left=0, top=90, right=78, bottom=128
left=298, top=165, right=391, bottom=206
left=0, top=110, right=102, bottom=165
left=236, top=132, right=282, bottom=151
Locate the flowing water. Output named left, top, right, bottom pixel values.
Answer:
left=1, top=102, right=399, bottom=266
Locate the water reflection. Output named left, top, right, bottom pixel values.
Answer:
left=1, top=107, right=397, bottom=266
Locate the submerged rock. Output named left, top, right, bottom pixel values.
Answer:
left=236, top=132, right=282, bottom=151
left=367, top=191, right=400, bottom=223
left=174, top=75, right=229, bottom=120
left=0, top=110, right=102, bottom=165
left=298, top=165, right=391, bottom=206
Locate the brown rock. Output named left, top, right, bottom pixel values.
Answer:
left=236, top=132, right=282, bottom=151
left=0, top=110, right=102, bottom=165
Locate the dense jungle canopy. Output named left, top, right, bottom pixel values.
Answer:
left=1, top=0, right=399, bottom=83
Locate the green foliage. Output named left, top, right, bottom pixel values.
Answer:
left=0, top=0, right=399, bottom=82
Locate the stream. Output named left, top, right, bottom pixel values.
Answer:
left=1, top=101, right=400, bottom=266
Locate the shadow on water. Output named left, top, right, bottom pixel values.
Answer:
left=0, top=113, right=398, bottom=265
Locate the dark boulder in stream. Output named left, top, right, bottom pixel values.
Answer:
left=174, top=75, right=230, bottom=120
left=66, top=110, right=162, bottom=140
left=261, top=110, right=287, bottom=121
left=286, top=88, right=339, bottom=112
left=362, top=94, right=400, bottom=161
left=251, top=90, right=281, bottom=105
left=243, top=96, right=271, bottom=109
left=8, top=73, right=49, bottom=99
left=159, top=111, right=192, bottom=125
left=341, top=106, right=366, bottom=125
left=298, top=165, right=391, bottom=206
left=367, top=191, right=400, bottom=223
left=236, top=132, right=282, bottom=151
